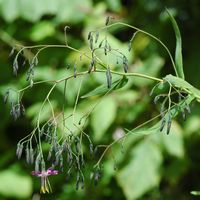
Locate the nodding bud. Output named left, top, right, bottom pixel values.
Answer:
left=95, top=32, right=99, bottom=43
left=106, top=67, right=112, bottom=88
left=154, top=95, right=160, bottom=104
left=88, top=59, right=95, bottom=73
left=26, top=146, right=30, bottom=164
left=160, top=118, right=166, bottom=132
left=47, top=146, right=53, bottom=161
left=87, top=31, right=92, bottom=40
left=22, top=60, right=26, bottom=66
left=89, top=36, right=93, bottom=50
left=185, top=104, right=191, bottom=114
left=29, top=148, right=34, bottom=164
left=9, top=47, right=15, bottom=57
left=74, top=63, right=77, bottom=78
left=123, top=56, right=128, bottom=73
left=3, top=90, right=9, bottom=104
left=105, top=16, right=110, bottom=26
left=99, top=40, right=104, bottom=48
left=89, top=143, right=94, bottom=156
left=16, top=143, right=23, bottom=159
left=13, top=59, right=18, bottom=76
left=167, top=113, right=172, bottom=135
left=93, top=168, right=102, bottom=186
left=181, top=109, right=186, bottom=121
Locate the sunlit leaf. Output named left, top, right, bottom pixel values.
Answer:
left=132, top=55, right=164, bottom=87
left=26, top=101, right=57, bottom=124
left=117, top=140, right=162, bottom=200
left=191, top=191, right=200, bottom=196
left=30, top=21, right=55, bottom=41
left=81, top=76, right=128, bottom=98
left=91, top=96, right=117, bottom=141
left=0, top=0, right=19, bottom=22
left=160, top=121, right=184, bottom=158
left=0, top=168, right=32, bottom=198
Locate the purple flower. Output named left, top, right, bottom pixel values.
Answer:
left=32, top=168, right=58, bottom=193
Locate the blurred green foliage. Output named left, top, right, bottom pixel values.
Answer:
left=0, top=0, right=200, bottom=200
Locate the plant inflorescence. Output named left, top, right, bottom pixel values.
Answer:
left=4, top=10, right=200, bottom=193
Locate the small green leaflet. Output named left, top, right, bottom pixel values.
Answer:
left=166, top=8, right=185, bottom=79
left=81, top=76, right=128, bottom=98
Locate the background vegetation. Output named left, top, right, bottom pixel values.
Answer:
left=0, top=0, right=200, bottom=199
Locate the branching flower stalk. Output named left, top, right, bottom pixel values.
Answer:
left=5, top=12, right=200, bottom=193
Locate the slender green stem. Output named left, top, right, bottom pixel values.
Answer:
left=93, top=112, right=162, bottom=168
left=97, top=22, right=178, bottom=77
left=17, top=68, right=162, bottom=102
left=96, top=69, right=162, bottom=82
left=37, top=83, right=57, bottom=128
left=72, top=77, right=83, bottom=124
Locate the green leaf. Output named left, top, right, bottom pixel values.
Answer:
left=0, top=0, right=92, bottom=22
left=131, top=54, right=164, bottom=87
left=91, top=96, right=117, bottom=142
left=0, top=168, right=32, bottom=198
left=160, top=121, right=184, bottom=158
left=63, top=109, right=85, bottom=134
left=30, top=21, right=55, bottom=41
left=117, top=140, right=162, bottom=200
left=126, top=94, right=194, bottom=136
left=54, top=0, right=92, bottom=23
left=191, top=191, right=200, bottom=196
left=106, top=0, right=121, bottom=12
left=26, top=101, right=57, bottom=124
left=184, top=116, right=200, bottom=136
left=164, top=74, right=200, bottom=99
left=18, top=0, right=44, bottom=21
left=166, top=8, right=185, bottom=79
left=81, top=76, right=128, bottom=98
left=0, top=0, right=19, bottom=22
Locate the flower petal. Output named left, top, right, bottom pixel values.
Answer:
left=47, top=168, right=58, bottom=175
left=32, top=171, right=42, bottom=177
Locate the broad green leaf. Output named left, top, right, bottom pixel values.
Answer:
left=0, top=168, right=32, bottom=198
left=81, top=76, right=128, bottom=98
left=0, top=85, right=18, bottom=104
left=126, top=94, right=194, bottom=136
left=55, top=0, right=92, bottom=23
left=160, top=121, right=184, bottom=158
left=91, top=96, right=117, bottom=141
left=106, top=0, right=121, bottom=12
left=63, top=109, right=85, bottom=134
left=126, top=122, right=160, bottom=136
left=117, top=140, right=162, bottom=200
left=26, top=101, right=57, bottom=124
left=164, top=74, right=200, bottom=99
left=30, top=21, right=55, bottom=41
left=166, top=8, right=184, bottom=79
left=191, top=191, right=200, bottom=196
left=0, top=0, right=92, bottom=22
left=18, top=0, right=43, bottom=21
left=184, top=116, right=200, bottom=136
left=132, top=55, right=164, bottom=87
left=0, top=0, right=19, bottom=22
